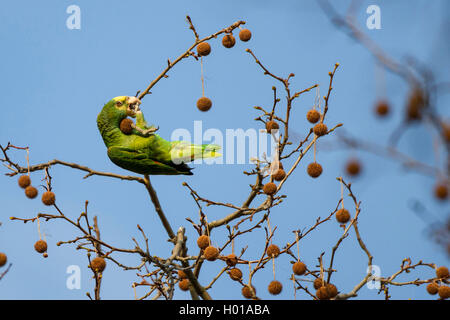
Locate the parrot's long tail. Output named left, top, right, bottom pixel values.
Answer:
left=170, top=142, right=221, bottom=163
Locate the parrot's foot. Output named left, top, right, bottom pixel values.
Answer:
left=131, top=124, right=159, bottom=136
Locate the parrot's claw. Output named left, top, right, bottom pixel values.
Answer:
left=143, top=126, right=159, bottom=136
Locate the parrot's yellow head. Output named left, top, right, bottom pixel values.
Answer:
left=112, top=96, right=142, bottom=118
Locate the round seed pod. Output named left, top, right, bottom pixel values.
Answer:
left=436, top=266, right=449, bottom=279
left=41, top=191, right=55, bottom=206
left=292, top=261, right=307, bottom=276
left=197, top=97, right=212, bottom=112
left=313, top=278, right=326, bottom=290
left=426, top=282, right=439, bottom=295
left=225, top=254, right=238, bottom=267
left=239, top=29, right=252, bottom=42
left=306, top=109, right=321, bottom=124
left=313, top=123, right=328, bottom=136
left=438, top=285, right=450, bottom=299
left=222, top=34, right=236, bottom=48
left=272, top=169, right=286, bottom=181
left=204, top=246, right=219, bottom=261
left=178, top=270, right=188, bottom=279
left=434, top=183, right=448, bottom=201
left=336, top=208, right=351, bottom=224
left=25, top=186, right=38, bottom=199
left=406, top=88, right=425, bottom=121
left=197, top=42, right=211, bottom=56
left=266, top=244, right=280, bottom=258
left=307, top=162, right=323, bottom=178
left=43, top=253, right=48, bottom=258
left=346, top=159, right=362, bottom=177
left=18, top=175, right=31, bottom=189
left=375, top=100, right=390, bottom=117
left=268, top=280, right=283, bottom=295
left=34, top=240, right=47, bottom=253
left=120, top=118, right=134, bottom=135
left=229, top=268, right=243, bottom=281
left=316, top=286, right=329, bottom=300
left=266, top=120, right=279, bottom=134
left=0, top=253, right=7, bottom=267
left=197, top=235, right=210, bottom=250
left=263, top=182, right=277, bottom=195
left=326, top=283, right=338, bottom=298
left=90, top=257, right=106, bottom=273
left=179, top=279, right=190, bottom=291
left=242, top=285, right=256, bottom=299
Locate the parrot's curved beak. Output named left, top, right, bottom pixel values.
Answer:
left=126, top=96, right=142, bottom=118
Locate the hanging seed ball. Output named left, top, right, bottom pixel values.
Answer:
left=197, top=42, right=211, bottom=56
left=307, top=162, right=323, bottom=178
left=222, top=34, right=236, bottom=48
left=0, top=253, right=7, bottom=267
left=272, top=169, right=286, bottom=181
left=406, top=89, right=425, bottom=121
left=204, top=246, right=219, bottom=261
left=239, top=29, right=252, bottom=42
left=91, top=257, right=106, bottom=272
left=306, top=109, right=321, bottom=124
left=336, top=208, right=351, bottom=224
left=43, top=253, right=48, bottom=258
left=268, top=280, right=283, bottom=295
left=229, top=268, right=243, bottom=281
left=34, top=240, right=47, bottom=253
left=25, top=186, right=38, bottom=199
left=18, top=175, right=31, bottom=189
left=179, top=279, right=190, bottom=291
left=225, top=254, right=238, bottom=267
left=346, top=159, right=362, bottom=177
left=313, top=123, right=328, bottom=136
left=178, top=270, right=188, bottom=279
left=375, top=100, right=390, bottom=117
left=316, top=286, right=330, bottom=300
left=326, top=284, right=338, bottom=298
left=266, top=244, right=280, bottom=258
left=292, top=261, right=307, bottom=275
left=197, top=235, right=210, bottom=250
left=120, top=118, right=134, bottom=135
left=242, top=285, right=256, bottom=299
left=434, top=183, right=448, bottom=201
left=197, top=97, right=212, bottom=112
left=313, top=278, right=326, bottom=290
left=263, top=182, right=277, bottom=195
left=41, top=191, right=55, bottom=206
left=426, top=282, right=439, bottom=295
left=438, top=286, right=450, bottom=299
left=436, top=266, right=449, bottom=279
left=266, top=120, right=279, bottom=134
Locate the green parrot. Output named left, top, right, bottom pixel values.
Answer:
left=97, top=96, right=221, bottom=175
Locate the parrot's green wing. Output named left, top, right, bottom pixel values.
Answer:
left=107, top=146, right=193, bottom=175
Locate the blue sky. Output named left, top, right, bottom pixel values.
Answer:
left=0, top=0, right=448, bottom=300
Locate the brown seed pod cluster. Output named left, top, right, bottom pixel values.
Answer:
left=18, top=175, right=31, bottom=189
left=34, top=240, right=47, bottom=253
left=263, top=182, right=277, bottom=195
left=197, top=235, right=210, bottom=250
left=242, top=285, right=256, bottom=299
left=375, top=100, right=390, bottom=117
left=229, top=268, right=243, bottom=281
left=406, top=88, right=426, bottom=121
left=225, top=254, right=238, bottom=267
left=346, top=159, right=362, bottom=177
left=438, top=286, right=450, bottom=299
left=197, top=42, right=211, bottom=56
left=426, top=282, right=439, bottom=295
left=306, top=109, right=321, bottom=124
left=265, top=120, right=279, bottom=134
left=313, top=278, right=326, bottom=290
left=25, top=186, right=38, bottom=199
left=177, top=270, right=187, bottom=279
left=120, top=118, right=134, bottom=135
left=268, top=280, right=282, bottom=295
left=271, top=169, right=286, bottom=181
left=41, top=191, right=55, bottom=206
left=434, top=183, right=448, bottom=201
left=336, top=208, right=351, bottom=224
left=204, top=246, right=219, bottom=261
left=197, top=97, right=212, bottom=112
left=238, top=29, right=252, bottom=42
left=179, top=279, right=190, bottom=291
left=307, top=162, right=323, bottom=178
left=292, top=261, right=307, bottom=276
left=90, top=257, right=106, bottom=273
left=266, top=244, right=280, bottom=258
left=222, top=34, right=236, bottom=48
left=436, top=266, right=449, bottom=279
left=313, top=123, right=328, bottom=136
left=0, top=252, right=7, bottom=267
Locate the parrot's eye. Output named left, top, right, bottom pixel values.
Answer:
left=116, top=101, right=123, bottom=106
